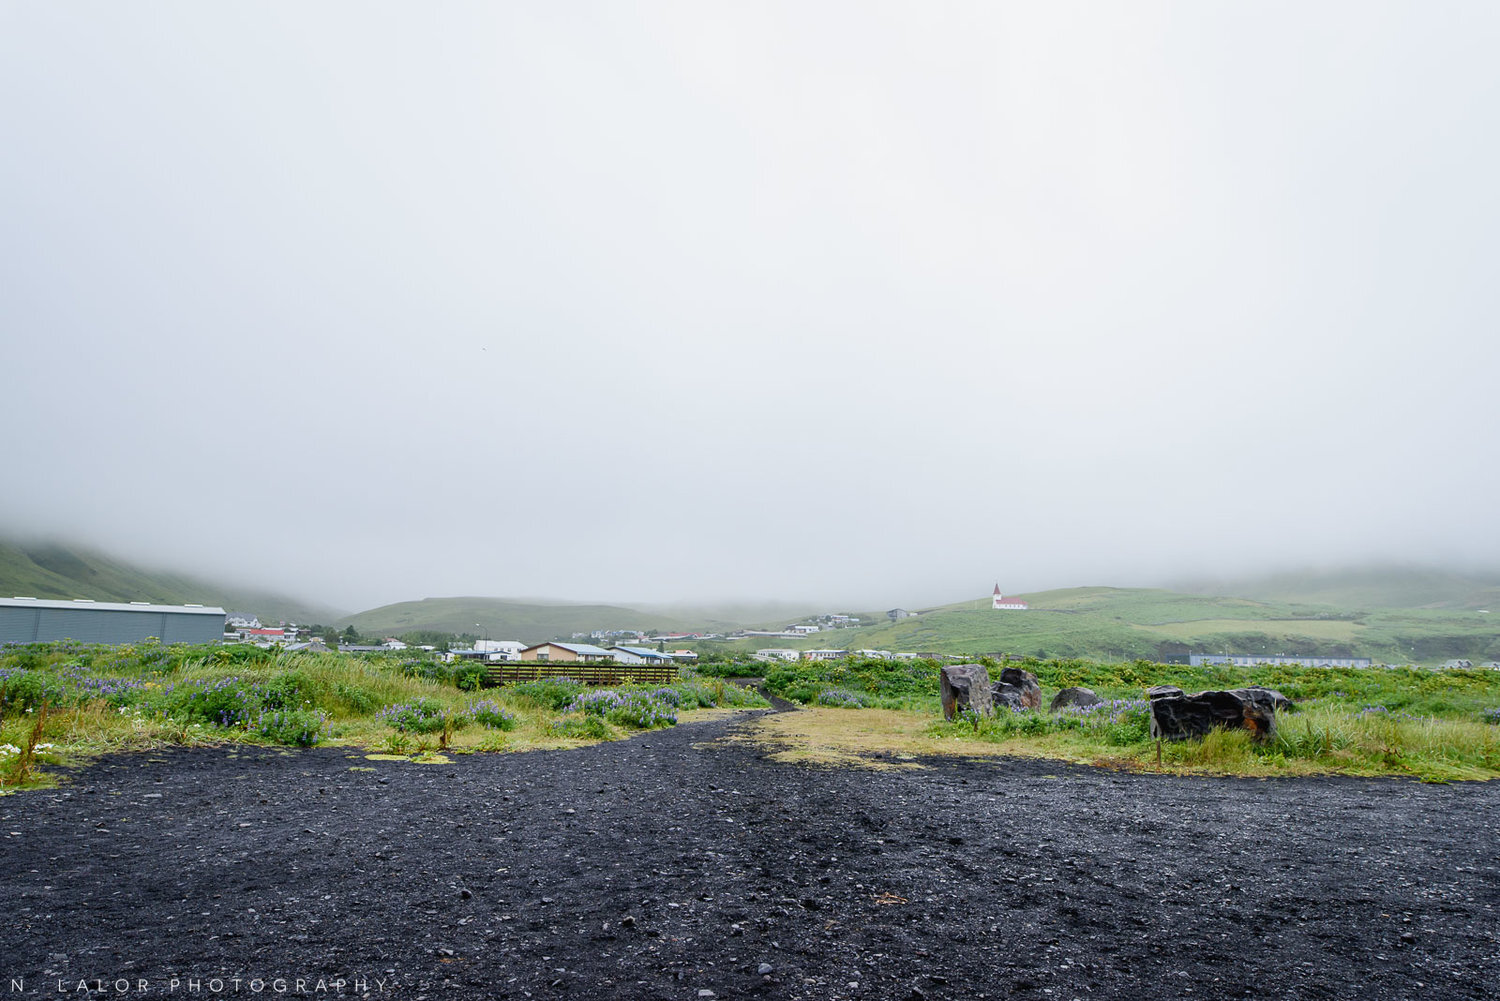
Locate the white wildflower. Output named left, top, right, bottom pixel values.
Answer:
left=0, top=744, right=20, bottom=756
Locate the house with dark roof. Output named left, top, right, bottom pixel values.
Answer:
left=608, top=645, right=677, bottom=665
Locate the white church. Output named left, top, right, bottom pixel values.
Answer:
left=992, top=584, right=1028, bottom=610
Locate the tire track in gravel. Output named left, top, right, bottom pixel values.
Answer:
left=1, top=710, right=1497, bottom=1000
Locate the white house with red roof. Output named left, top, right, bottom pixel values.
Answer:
left=992, top=584, right=1028, bottom=610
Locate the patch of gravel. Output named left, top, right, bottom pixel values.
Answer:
left=2, top=709, right=1497, bottom=1000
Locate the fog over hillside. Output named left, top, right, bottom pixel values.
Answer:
left=3, top=3, right=1498, bottom=610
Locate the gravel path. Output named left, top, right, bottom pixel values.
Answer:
left=2, top=708, right=1497, bottom=1000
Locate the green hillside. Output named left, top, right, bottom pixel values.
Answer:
left=1181, top=565, right=1500, bottom=610
left=337, top=597, right=697, bottom=645
left=0, top=538, right=342, bottom=626
left=711, top=583, right=1500, bottom=665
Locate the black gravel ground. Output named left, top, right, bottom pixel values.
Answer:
left=2, top=707, right=1497, bottom=1001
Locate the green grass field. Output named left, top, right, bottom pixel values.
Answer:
left=0, top=641, right=764, bottom=792
left=711, top=585, right=1500, bottom=665
left=756, top=655, right=1500, bottom=781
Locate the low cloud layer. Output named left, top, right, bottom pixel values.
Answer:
left=3, top=2, right=1497, bottom=610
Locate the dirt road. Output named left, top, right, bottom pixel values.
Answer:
left=2, top=709, right=1496, bottom=999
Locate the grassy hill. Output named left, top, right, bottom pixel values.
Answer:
left=6, top=539, right=1494, bottom=663
left=0, top=537, right=343, bottom=626
left=337, top=597, right=699, bottom=645
left=1180, top=565, right=1500, bottom=610
left=709, top=582, right=1500, bottom=665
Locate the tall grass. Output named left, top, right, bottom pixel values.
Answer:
left=0, top=641, right=767, bottom=789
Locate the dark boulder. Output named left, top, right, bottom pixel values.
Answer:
left=1147, top=686, right=1278, bottom=741
left=1232, top=686, right=1295, bottom=714
left=993, top=667, right=1043, bottom=711
left=939, top=664, right=993, bottom=721
left=1049, top=686, right=1102, bottom=713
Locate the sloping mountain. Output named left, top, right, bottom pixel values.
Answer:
left=723, top=583, right=1500, bottom=664
left=0, top=537, right=343, bottom=625
left=1179, top=565, right=1500, bottom=611
left=337, top=597, right=698, bottom=645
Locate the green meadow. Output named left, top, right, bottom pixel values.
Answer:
left=0, top=641, right=764, bottom=792
left=718, top=586, right=1500, bottom=665
left=756, top=654, right=1500, bottom=781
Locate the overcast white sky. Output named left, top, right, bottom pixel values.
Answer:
left=2, top=1, right=1498, bottom=612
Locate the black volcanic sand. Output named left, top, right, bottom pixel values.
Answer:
left=2, top=708, right=1498, bottom=1001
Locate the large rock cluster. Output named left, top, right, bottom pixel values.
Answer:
left=940, top=669, right=1293, bottom=742
left=939, top=664, right=992, bottom=721
left=939, top=665, right=1043, bottom=720
left=1146, top=685, right=1292, bottom=741
left=992, top=667, right=1043, bottom=711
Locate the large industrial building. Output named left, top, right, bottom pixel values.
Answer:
left=0, top=597, right=227, bottom=646
left=1188, top=653, right=1373, bottom=669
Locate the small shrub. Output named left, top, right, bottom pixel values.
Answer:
left=717, top=682, right=770, bottom=708
left=1483, top=708, right=1500, bottom=726
left=568, top=690, right=628, bottom=716
left=334, top=682, right=378, bottom=714
left=816, top=688, right=869, bottom=708
left=400, top=658, right=450, bottom=683
left=1009, top=708, right=1052, bottom=736
left=65, top=671, right=146, bottom=707
left=169, top=677, right=260, bottom=727
left=254, top=708, right=327, bottom=747
left=549, top=714, right=612, bottom=740
left=259, top=672, right=308, bottom=711
left=376, top=698, right=451, bottom=734
left=606, top=694, right=677, bottom=729
left=467, top=698, right=517, bottom=731
left=672, top=681, right=718, bottom=708
left=0, top=670, right=68, bottom=712
left=512, top=678, right=586, bottom=710
left=451, top=661, right=488, bottom=691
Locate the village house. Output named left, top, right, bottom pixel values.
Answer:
left=752, top=648, right=801, bottom=663
left=608, top=645, right=677, bottom=666
left=475, top=639, right=527, bottom=662
left=517, top=641, right=614, bottom=663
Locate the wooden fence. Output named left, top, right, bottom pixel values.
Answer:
left=485, top=661, right=678, bottom=687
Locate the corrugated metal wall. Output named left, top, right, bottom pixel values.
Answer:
left=0, top=608, right=224, bottom=645
left=0, top=606, right=42, bottom=643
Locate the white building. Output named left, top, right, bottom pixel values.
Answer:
left=992, top=584, right=1028, bottom=610
left=609, top=645, right=676, bottom=665
left=752, top=648, right=801, bottom=663
left=802, top=649, right=848, bottom=661
left=475, top=639, right=527, bottom=662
